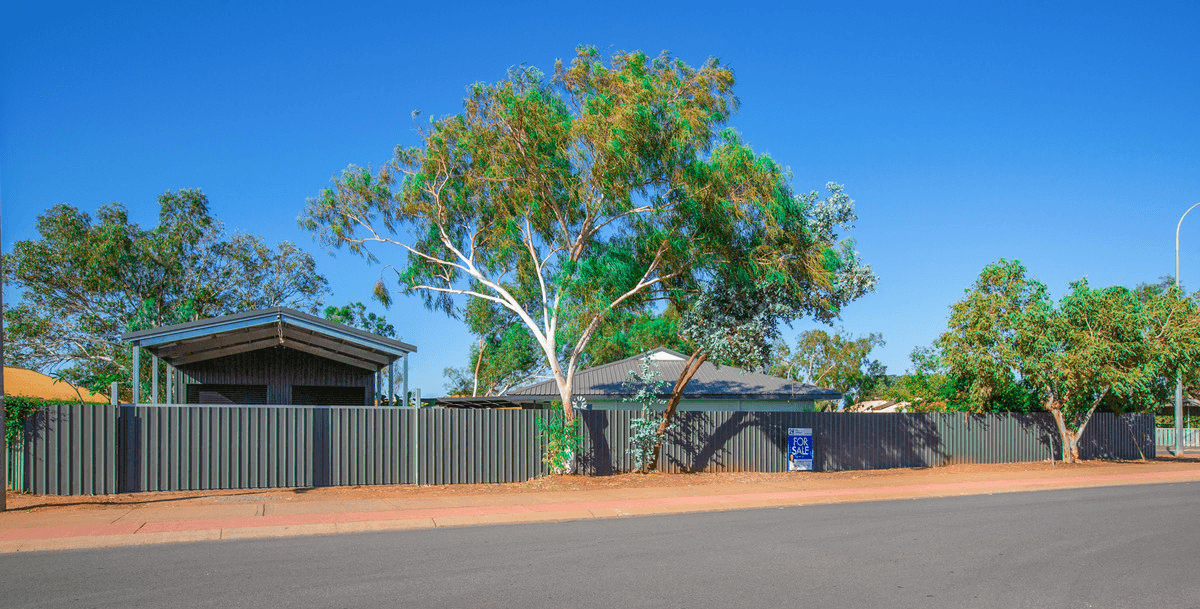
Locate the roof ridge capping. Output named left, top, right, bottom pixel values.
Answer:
left=505, top=347, right=840, bottom=400
left=120, top=306, right=417, bottom=354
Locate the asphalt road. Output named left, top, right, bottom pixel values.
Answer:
left=3, top=483, right=1198, bottom=609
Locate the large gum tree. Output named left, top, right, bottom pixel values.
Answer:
left=303, top=47, right=840, bottom=423
left=5, top=189, right=328, bottom=397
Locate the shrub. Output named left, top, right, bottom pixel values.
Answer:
left=536, top=402, right=581, bottom=474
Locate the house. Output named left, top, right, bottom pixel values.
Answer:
left=438, top=347, right=840, bottom=411
left=121, top=307, right=416, bottom=405
left=3, top=366, right=109, bottom=403
left=847, top=399, right=909, bottom=413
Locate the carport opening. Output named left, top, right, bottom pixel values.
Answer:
left=291, top=385, right=367, bottom=406
left=186, top=384, right=268, bottom=404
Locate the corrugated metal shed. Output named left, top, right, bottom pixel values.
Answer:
left=121, top=307, right=417, bottom=406
left=505, top=348, right=841, bottom=401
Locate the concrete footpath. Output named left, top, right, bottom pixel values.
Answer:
left=3, top=459, right=1200, bottom=554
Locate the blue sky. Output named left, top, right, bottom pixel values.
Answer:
left=3, top=1, right=1198, bottom=396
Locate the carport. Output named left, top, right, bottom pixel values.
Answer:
left=121, top=307, right=417, bottom=405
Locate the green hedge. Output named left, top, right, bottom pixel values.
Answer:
left=3, top=397, right=92, bottom=444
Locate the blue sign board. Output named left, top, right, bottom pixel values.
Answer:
left=788, top=428, right=813, bottom=471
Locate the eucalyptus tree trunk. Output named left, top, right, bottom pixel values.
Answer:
left=471, top=340, right=485, bottom=397
left=1046, top=388, right=1107, bottom=464
left=1049, top=407, right=1081, bottom=464
left=647, top=350, right=708, bottom=472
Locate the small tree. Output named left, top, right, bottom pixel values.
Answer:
left=442, top=298, right=542, bottom=397
left=623, top=353, right=670, bottom=473
left=324, top=302, right=396, bottom=337
left=536, top=398, right=583, bottom=475
left=941, top=260, right=1200, bottom=462
left=880, top=346, right=954, bottom=411
left=771, top=329, right=887, bottom=408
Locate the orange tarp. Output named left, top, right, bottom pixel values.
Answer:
left=3, top=367, right=109, bottom=403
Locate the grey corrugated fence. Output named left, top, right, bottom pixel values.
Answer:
left=578, top=411, right=1153, bottom=474
left=7, top=433, right=26, bottom=492
left=12, top=403, right=119, bottom=495
left=18, top=405, right=549, bottom=494
left=10, top=405, right=1153, bottom=495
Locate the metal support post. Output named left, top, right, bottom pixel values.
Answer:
left=403, top=353, right=409, bottom=407
left=388, top=361, right=395, bottom=406
left=151, top=355, right=159, bottom=404
left=132, top=347, right=140, bottom=405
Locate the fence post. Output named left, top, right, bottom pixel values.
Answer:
left=411, top=407, right=420, bottom=485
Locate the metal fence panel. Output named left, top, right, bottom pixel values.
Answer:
left=22, top=404, right=119, bottom=495
left=110, top=406, right=550, bottom=492
left=579, top=411, right=1152, bottom=474
left=11, top=406, right=1154, bottom=495
left=414, top=409, right=546, bottom=485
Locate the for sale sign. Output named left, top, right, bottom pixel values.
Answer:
left=788, top=428, right=813, bottom=471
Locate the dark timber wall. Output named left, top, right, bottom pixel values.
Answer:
left=9, top=407, right=1154, bottom=495
left=179, top=346, right=375, bottom=405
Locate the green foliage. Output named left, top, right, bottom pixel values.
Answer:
left=669, top=180, right=876, bottom=389
left=536, top=402, right=582, bottom=475
left=324, top=302, right=396, bottom=337
left=1134, top=275, right=1180, bottom=301
left=623, top=354, right=671, bottom=473
left=1157, top=413, right=1200, bottom=428
left=939, top=259, right=1200, bottom=461
left=582, top=309, right=692, bottom=369
left=628, top=412, right=666, bottom=473
left=876, top=346, right=953, bottom=410
left=4, top=190, right=328, bottom=398
left=771, top=329, right=887, bottom=407
left=1135, top=276, right=1200, bottom=405
left=303, top=46, right=864, bottom=423
left=443, top=296, right=542, bottom=396
left=623, top=353, right=668, bottom=408
left=2, top=397, right=70, bottom=445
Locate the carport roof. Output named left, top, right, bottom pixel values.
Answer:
left=121, top=307, right=416, bottom=371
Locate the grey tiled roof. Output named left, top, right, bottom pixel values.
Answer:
left=506, top=348, right=841, bottom=401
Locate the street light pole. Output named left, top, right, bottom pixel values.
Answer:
left=1174, top=202, right=1200, bottom=456
left=1, top=199, right=6, bottom=511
